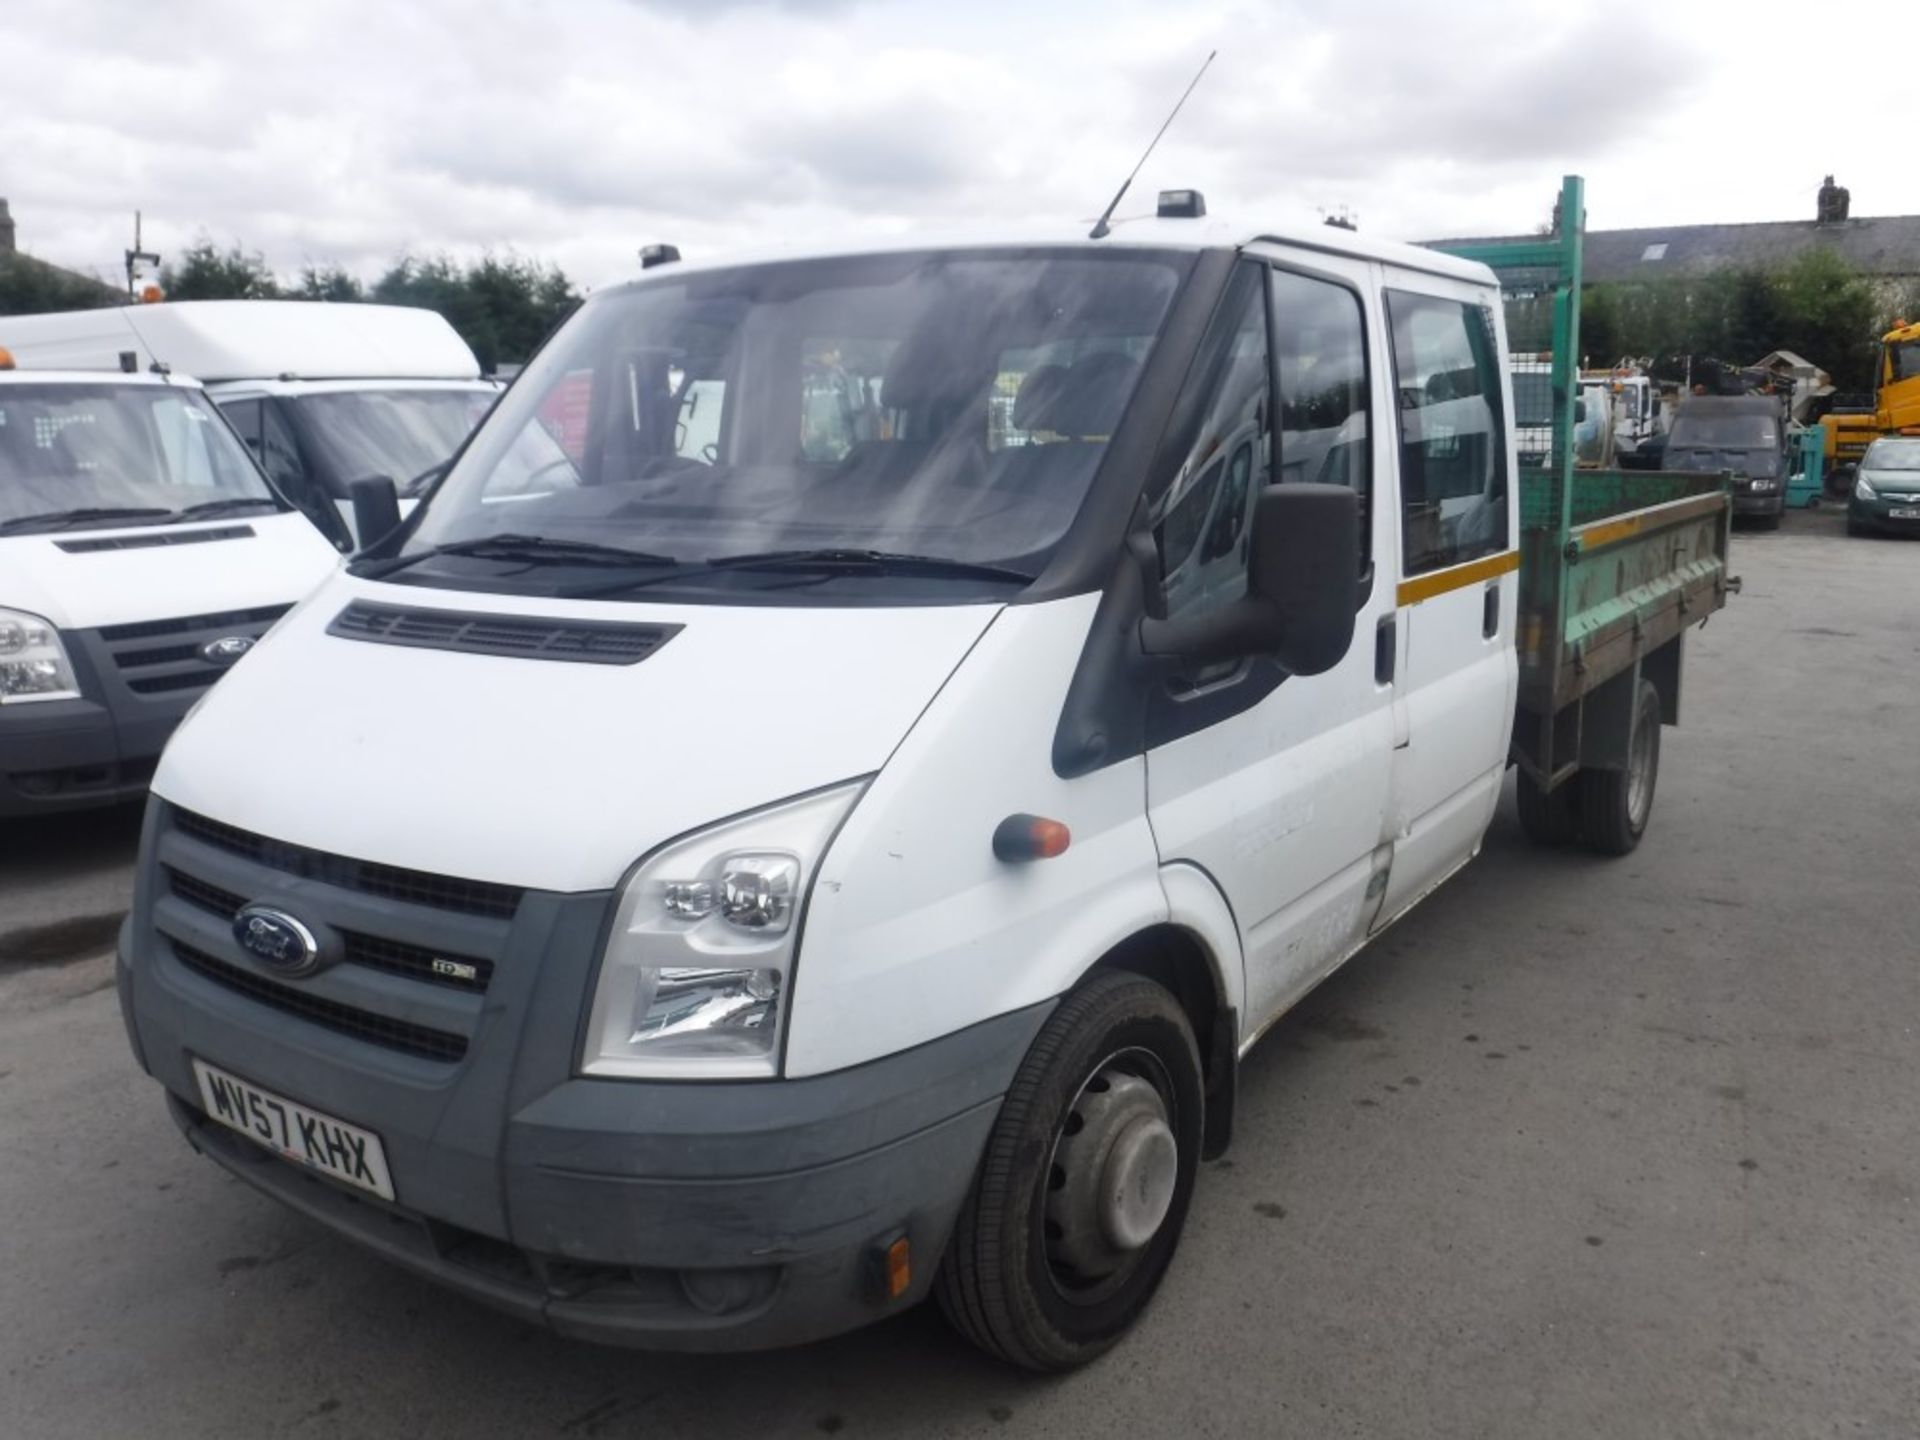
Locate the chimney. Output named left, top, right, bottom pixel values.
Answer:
left=1816, top=175, right=1850, bottom=225
left=0, top=198, right=15, bottom=255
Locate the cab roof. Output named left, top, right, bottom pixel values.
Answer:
left=613, top=213, right=1496, bottom=291
left=0, top=367, right=203, bottom=389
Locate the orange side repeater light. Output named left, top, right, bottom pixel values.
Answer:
left=992, top=813, right=1072, bottom=862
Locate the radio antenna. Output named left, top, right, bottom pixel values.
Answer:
left=1089, top=50, right=1217, bottom=240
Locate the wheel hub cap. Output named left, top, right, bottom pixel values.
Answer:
left=1046, top=1066, right=1178, bottom=1280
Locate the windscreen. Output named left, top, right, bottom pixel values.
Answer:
left=294, top=388, right=497, bottom=495
left=1864, top=438, right=1920, bottom=471
left=0, top=382, right=274, bottom=527
left=401, top=249, right=1189, bottom=598
left=1668, top=412, right=1778, bottom=449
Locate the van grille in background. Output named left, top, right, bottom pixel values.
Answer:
left=169, top=940, right=469, bottom=1063
left=164, top=866, right=495, bottom=993
left=92, top=603, right=292, bottom=696
left=56, top=525, right=256, bottom=554
left=171, top=808, right=524, bottom=921
left=327, top=600, right=679, bottom=666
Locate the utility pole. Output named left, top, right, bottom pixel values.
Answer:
left=124, top=211, right=161, bottom=301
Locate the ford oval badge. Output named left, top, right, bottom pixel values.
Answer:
left=200, top=635, right=256, bottom=665
left=232, top=905, right=322, bottom=977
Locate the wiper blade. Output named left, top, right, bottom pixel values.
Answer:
left=168, top=497, right=284, bottom=522
left=354, top=532, right=678, bottom=578
left=0, top=506, right=172, bottom=535
left=569, top=547, right=1035, bottom=599
left=399, top=460, right=452, bottom=498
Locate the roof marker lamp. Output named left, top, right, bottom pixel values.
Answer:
left=583, top=780, right=866, bottom=1079
left=0, top=608, right=81, bottom=705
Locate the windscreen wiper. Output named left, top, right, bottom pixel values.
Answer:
left=354, top=532, right=679, bottom=579
left=399, top=460, right=451, bottom=498
left=0, top=506, right=173, bottom=535
left=167, top=497, right=285, bottom=522
left=568, top=547, right=1036, bottom=597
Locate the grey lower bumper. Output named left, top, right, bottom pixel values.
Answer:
left=1731, top=490, right=1783, bottom=516
left=145, top=963, right=1052, bottom=1351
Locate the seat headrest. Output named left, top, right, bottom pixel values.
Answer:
left=1037, top=350, right=1138, bottom=439
left=1012, top=364, right=1069, bottom=431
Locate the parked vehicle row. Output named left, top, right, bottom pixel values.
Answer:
left=0, top=303, right=499, bottom=816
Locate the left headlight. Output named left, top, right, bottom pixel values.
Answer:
left=581, top=780, right=867, bottom=1079
left=0, top=607, right=81, bottom=704
left=1856, top=474, right=1878, bottom=500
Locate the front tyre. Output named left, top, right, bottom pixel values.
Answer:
left=936, top=971, right=1204, bottom=1371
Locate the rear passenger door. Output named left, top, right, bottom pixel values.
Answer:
left=1143, top=251, right=1398, bottom=1039
left=1376, top=280, right=1519, bottom=920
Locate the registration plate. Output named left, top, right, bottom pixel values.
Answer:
left=192, top=1059, right=395, bottom=1200
left=1890, top=507, right=1920, bottom=520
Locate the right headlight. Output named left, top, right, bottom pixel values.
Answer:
left=580, top=780, right=866, bottom=1079
left=1855, top=474, right=1878, bottom=500
left=0, top=607, right=81, bottom=704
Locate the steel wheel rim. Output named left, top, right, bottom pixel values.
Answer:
left=1040, top=1045, right=1181, bottom=1308
left=1627, top=702, right=1656, bottom=830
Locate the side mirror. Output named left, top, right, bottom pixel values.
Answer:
left=1140, top=484, right=1359, bottom=675
left=349, top=475, right=402, bottom=550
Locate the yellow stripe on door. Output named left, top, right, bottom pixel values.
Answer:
left=1395, top=549, right=1520, bottom=607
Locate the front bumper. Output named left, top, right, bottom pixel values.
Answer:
left=1850, top=496, right=1920, bottom=533
left=0, top=693, right=154, bottom=817
left=1730, top=487, right=1784, bottom=517
left=119, top=805, right=1050, bottom=1349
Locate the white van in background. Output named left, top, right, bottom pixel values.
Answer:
left=0, top=355, right=338, bottom=816
left=1, top=301, right=500, bottom=548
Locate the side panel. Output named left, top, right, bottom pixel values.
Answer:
left=1147, top=244, right=1399, bottom=1040
left=788, top=596, right=1188, bottom=1078
left=1378, top=267, right=1521, bottom=920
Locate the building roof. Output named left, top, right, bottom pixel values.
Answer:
left=1431, top=215, right=1920, bottom=284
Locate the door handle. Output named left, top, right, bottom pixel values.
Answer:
left=1375, top=614, right=1396, bottom=685
left=1483, top=583, right=1500, bottom=639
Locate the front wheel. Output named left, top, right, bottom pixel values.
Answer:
left=936, top=971, right=1204, bottom=1371
left=1576, top=679, right=1662, bottom=855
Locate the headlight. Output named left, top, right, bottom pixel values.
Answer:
left=1856, top=475, right=1878, bottom=500
left=581, top=780, right=866, bottom=1078
left=0, top=607, right=80, bottom=704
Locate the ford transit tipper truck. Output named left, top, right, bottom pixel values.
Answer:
left=0, top=354, right=339, bottom=815
left=117, top=185, right=1731, bottom=1369
left=1, top=301, right=499, bottom=547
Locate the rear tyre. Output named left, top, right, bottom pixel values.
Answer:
left=1515, top=771, right=1580, bottom=846
left=936, top=971, right=1203, bottom=1372
left=1826, top=464, right=1856, bottom=500
left=1577, top=679, right=1662, bottom=856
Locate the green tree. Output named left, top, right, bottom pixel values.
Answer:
left=296, top=265, right=365, bottom=303
left=161, top=239, right=282, bottom=300
left=373, top=251, right=578, bottom=370
left=0, top=254, right=123, bottom=316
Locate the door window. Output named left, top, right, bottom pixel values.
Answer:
left=1147, top=263, right=1270, bottom=631
left=1386, top=291, right=1509, bottom=575
left=1272, top=270, right=1371, bottom=574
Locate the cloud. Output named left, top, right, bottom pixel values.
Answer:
left=0, top=0, right=1914, bottom=295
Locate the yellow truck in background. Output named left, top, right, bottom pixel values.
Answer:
left=1825, top=319, right=1920, bottom=487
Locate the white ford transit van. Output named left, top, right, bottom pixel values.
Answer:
left=1, top=301, right=499, bottom=547
left=0, top=360, right=338, bottom=815
left=117, top=213, right=1680, bottom=1367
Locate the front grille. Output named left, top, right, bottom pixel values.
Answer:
left=170, top=940, right=468, bottom=1063
left=56, top=524, right=255, bottom=554
left=165, top=867, right=495, bottom=993
left=94, top=603, right=291, bottom=698
left=328, top=600, right=679, bottom=666
left=172, top=808, right=523, bottom=921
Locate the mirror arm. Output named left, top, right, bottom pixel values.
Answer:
left=1140, top=595, right=1285, bottom=665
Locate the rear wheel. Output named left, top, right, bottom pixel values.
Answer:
left=1577, top=679, right=1662, bottom=856
left=1515, top=771, right=1580, bottom=846
left=937, top=971, right=1203, bottom=1371
left=1826, top=464, right=1856, bottom=500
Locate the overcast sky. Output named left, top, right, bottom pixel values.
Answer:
left=5, top=0, right=1916, bottom=293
